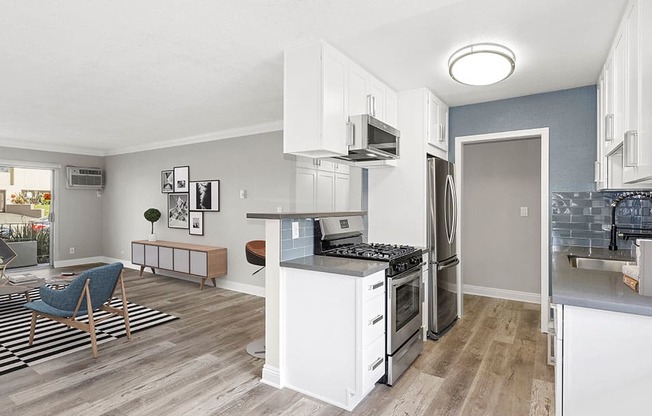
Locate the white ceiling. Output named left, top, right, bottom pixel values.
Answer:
left=0, top=0, right=628, bottom=156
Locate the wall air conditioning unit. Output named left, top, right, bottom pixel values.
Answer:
left=65, top=166, right=104, bottom=189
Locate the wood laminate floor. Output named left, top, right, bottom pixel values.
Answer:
left=0, top=265, right=554, bottom=416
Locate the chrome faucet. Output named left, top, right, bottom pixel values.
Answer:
left=608, top=191, right=652, bottom=251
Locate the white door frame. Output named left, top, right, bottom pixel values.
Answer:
left=454, top=128, right=550, bottom=333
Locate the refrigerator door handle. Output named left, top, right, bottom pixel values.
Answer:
left=427, top=159, right=436, bottom=252
left=450, top=173, right=458, bottom=243
left=445, top=174, right=455, bottom=244
left=443, top=175, right=450, bottom=243
left=437, top=257, right=459, bottom=271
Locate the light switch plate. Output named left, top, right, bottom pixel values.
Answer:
left=520, top=206, right=529, bottom=217
left=292, top=222, right=300, bottom=239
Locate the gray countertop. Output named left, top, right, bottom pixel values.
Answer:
left=247, top=211, right=366, bottom=220
left=281, top=255, right=388, bottom=277
left=551, top=246, right=652, bottom=316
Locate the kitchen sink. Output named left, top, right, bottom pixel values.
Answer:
left=568, top=255, right=634, bottom=273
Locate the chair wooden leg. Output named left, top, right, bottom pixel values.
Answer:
left=119, top=273, right=131, bottom=339
left=87, top=312, right=98, bottom=358
left=85, top=285, right=98, bottom=359
left=29, top=311, right=37, bottom=345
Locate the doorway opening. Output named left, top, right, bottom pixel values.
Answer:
left=455, top=128, right=550, bottom=333
left=0, top=167, right=53, bottom=270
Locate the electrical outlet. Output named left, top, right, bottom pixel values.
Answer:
left=239, top=189, right=247, bottom=199
left=520, top=207, right=529, bottom=217
left=69, top=247, right=75, bottom=254
left=292, top=221, right=300, bottom=239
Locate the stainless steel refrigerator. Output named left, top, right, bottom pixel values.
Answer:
left=427, top=156, right=459, bottom=339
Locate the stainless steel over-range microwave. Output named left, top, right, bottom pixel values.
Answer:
left=346, top=114, right=400, bottom=161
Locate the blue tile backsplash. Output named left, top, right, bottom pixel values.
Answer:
left=280, top=218, right=315, bottom=261
left=552, top=191, right=652, bottom=249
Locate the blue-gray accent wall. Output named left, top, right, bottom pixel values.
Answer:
left=448, top=85, right=597, bottom=192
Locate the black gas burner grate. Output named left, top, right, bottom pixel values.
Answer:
left=324, top=243, right=418, bottom=261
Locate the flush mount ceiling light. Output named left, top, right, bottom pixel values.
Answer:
left=448, top=43, right=515, bottom=86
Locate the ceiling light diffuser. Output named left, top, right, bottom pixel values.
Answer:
left=448, top=43, right=515, bottom=86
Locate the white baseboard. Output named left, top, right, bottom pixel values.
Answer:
left=215, top=280, right=265, bottom=297
left=53, top=256, right=106, bottom=268
left=53, top=256, right=265, bottom=298
left=261, top=365, right=282, bottom=388
left=103, top=257, right=140, bottom=270
left=463, top=284, right=541, bottom=304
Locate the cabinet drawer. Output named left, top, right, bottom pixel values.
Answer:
left=362, top=335, right=386, bottom=391
left=159, top=247, right=173, bottom=270
left=362, top=294, right=385, bottom=348
left=145, top=245, right=159, bottom=267
left=132, top=243, right=144, bottom=265
left=362, top=273, right=385, bottom=303
left=190, top=251, right=208, bottom=277
left=173, top=249, right=190, bottom=273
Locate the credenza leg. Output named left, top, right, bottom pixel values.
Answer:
left=150, top=267, right=156, bottom=275
left=139, top=266, right=144, bottom=277
left=211, top=278, right=217, bottom=288
left=200, top=278, right=205, bottom=290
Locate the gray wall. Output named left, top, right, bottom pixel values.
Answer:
left=102, top=131, right=295, bottom=290
left=462, top=138, right=541, bottom=294
left=0, top=147, right=104, bottom=263
left=449, top=85, right=596, bottom=192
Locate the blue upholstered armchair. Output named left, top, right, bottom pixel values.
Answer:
left=24, top=262, right=131, bottom=358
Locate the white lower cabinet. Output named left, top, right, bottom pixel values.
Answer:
left=553, top=304, right=652, bottom=416
left=283, top=268, right=386, bottom=411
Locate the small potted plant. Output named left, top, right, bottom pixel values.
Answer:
left=144, top=208, right=162, bottom=241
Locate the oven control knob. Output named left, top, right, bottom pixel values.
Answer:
left=395, top=262, right=407, bottom=273
left=410, top=257, right=420, bottom=265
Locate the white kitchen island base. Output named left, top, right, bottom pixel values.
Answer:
left=282, top=267, right=386, bottom=411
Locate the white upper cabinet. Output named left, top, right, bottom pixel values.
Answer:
left=598, top=0, right=652, bottom=187
left=595, top=74, right=607, bottom=190
left=348, top=61, right=397, bottom=124
left=284, top=41, right=349, bottom=158
left=427, top=92, right=449, bottom=153
left=284, top=40, right=398, bottom=159
left=348, top=64, right=368, bottom=117
left=385, top=89, right=398, bottom=127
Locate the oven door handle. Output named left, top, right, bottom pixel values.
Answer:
left=390, top=268, right=421, bottom=288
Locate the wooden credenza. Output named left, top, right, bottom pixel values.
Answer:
left=131, top=240, right=227, bottom=289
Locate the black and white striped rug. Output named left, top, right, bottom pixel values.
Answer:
left=0, top=288, right=179, bottom=376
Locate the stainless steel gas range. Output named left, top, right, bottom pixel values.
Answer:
left=315, top=216, right=423, bottom=386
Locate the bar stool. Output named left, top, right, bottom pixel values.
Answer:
left=245, top=240, right=265, bottom=359
left=245, top=240, right=265, bottom=275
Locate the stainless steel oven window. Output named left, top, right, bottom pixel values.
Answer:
left=389, top=267, right=422, bottom=351
left=395, top=274, right=420, bottom=330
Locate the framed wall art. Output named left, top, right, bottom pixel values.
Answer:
left=189, top=211, right=204, bottom=236
left=161, top=170, right=174, bottom=193
left=189, top=180, right=220, bottom=212
left=167, top=193, right=189, bottom=229
left=173, top=166, right=189, bottom=193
